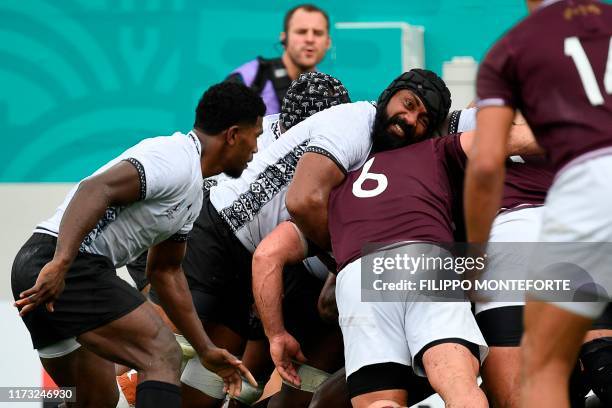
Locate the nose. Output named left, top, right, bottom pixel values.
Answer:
left=305, top=30, right=315, bottom=43
left=400, top=111, right=418, bottom=127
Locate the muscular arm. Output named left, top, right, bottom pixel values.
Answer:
left=57, top=161, right=141, bottom=267
left=286, top=153, right=346, bottom=250
left=463, top=106, right=515, bottom=243
left=252, top=221, right=309, bottom=385
left=147, top=240, right=214, bottom=356
left=148, top=239, right=257, bottom=394
left=16, top=161, right=142, bottom=314
left=252, top=222, right=308, bottom=339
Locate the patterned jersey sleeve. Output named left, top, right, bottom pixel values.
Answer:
left=476, top=35, right=519, bottom=109
left=305, top=102, right=376, bottom=173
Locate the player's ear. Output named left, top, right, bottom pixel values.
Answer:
left=225, top=125, right=239, bottom=146
left=280, top=32, right=287, bottom=48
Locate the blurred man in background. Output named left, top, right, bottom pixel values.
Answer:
left=226, top=4, right=331, bottom=114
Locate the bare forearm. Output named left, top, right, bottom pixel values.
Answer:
left=253, top=222, right=307, bottom=338
left=150, top=268, right=213, bottom=355
left=464, top=165, right=505, bottom=243
left=253, top=257, right=286, bottom=338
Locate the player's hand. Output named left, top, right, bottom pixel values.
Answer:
left=14, top=260, right=68, bottom=316
left=269, top=331, right=306, bottom=387
left=200, top=346, right=257, bottom=398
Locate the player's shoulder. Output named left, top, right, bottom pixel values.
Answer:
left=122, top=132, right=200, bottom=181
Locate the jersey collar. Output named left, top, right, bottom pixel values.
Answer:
left=539, top=0, right=563, bottom=10
left=187, top=131, right=202, bottom=156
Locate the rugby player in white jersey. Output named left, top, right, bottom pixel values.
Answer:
left=254, top=105, right=483, bottom=408
left=143, top=72, right=352, bottom=408
left=11, top=82, right=265, bottom=408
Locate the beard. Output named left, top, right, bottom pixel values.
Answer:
left=371, top=109, right=417, bottom=154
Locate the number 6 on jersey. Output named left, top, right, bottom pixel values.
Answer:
left=352, top=157, right=388, bottom=198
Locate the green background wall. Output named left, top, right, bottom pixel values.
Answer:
left=1, top=0, right=533, bottom=182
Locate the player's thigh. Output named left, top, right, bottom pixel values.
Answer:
left=77, top=301, right=180, bottom=371
left=336, top=261, right=411, bottom=378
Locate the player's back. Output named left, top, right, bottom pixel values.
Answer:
left=478, top=0, right=612, bottom=171
left=329, top=135, right=466, bottom=271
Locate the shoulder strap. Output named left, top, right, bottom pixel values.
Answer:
left=253, top=57, right=293, bottom=106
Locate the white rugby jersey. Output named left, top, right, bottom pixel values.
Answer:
left=35, top=132, right=204, bottom=268
left=210, top=101, right=376, bottom=252
left=203, top=114, right=281, bottom=191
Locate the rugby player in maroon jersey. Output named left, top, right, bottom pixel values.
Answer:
left=465, top=1, right=612, bottom=407
left=282, top=69, right=542, bottom=408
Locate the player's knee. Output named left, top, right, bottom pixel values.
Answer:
left=580, top=337, right=612, bottom=405
left=163, top=336, right=183, bottom=372
left=147, top=325, right=182, bottom=372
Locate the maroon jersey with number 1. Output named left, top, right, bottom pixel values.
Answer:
left=477, top=0, right=612, bottom=174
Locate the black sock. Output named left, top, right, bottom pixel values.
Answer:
left=135, top=380, right=180, bottom=408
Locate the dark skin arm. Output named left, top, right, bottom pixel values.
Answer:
left=15, top=161, right=141, bottom=315
left=252, top=221, right=308, bottom=386
left=15, top=159, right=256, bottom=395
left=148, top=240, right=257, bottom=397
left=285, top=153, right=346, bottom=250
left=464, top=106, right=515, bottom=244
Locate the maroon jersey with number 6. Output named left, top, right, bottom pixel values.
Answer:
left=328, top=135, right=466, bottom=271
left=477, top=0, right=612, bottom=173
